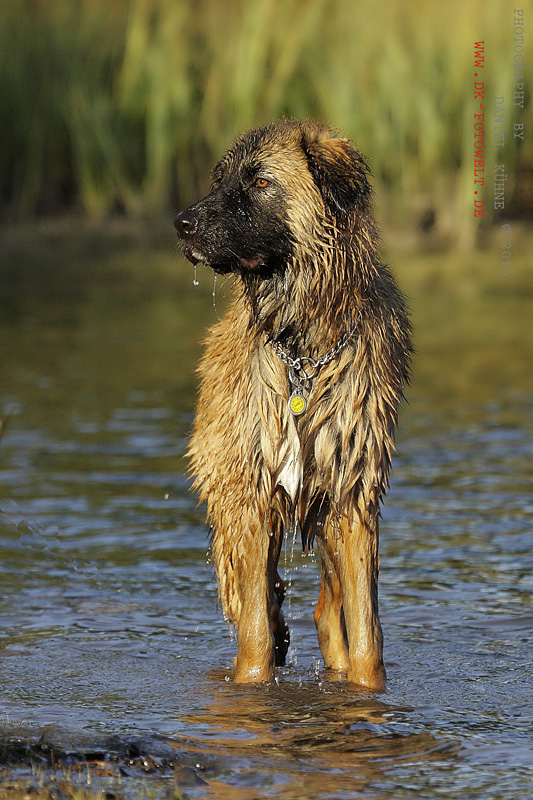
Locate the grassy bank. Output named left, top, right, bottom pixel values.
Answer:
left=1, top=0, right=531, bottom=248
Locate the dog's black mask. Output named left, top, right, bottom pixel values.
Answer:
left=174, top=158, right=295, bottom=278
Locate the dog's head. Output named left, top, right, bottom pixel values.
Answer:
left=174, top=120, right=372, bottom=277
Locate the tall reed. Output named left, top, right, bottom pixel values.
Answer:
left=0, top=0, right=529, bottom=245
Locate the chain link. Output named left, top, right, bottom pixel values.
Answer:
left=269, top=311, right=360, bottom=384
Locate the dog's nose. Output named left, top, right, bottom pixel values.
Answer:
left=174, top=210, right=198, bottom=239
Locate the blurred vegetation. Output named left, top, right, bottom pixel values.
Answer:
left=0, top=0, right=531, bottom=247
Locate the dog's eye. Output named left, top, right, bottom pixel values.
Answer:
left=253, top=177, right=270, bottom=189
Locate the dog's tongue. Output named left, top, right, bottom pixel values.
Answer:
left=239, top=257, right=260, bottom=270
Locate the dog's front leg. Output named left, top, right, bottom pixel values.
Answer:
left=314, top=537, right=350, bottom=672
left=233, top=524, right=276, bottom=683
left=337, top=515, right=386, bottom=691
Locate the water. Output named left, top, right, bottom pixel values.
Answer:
left=0, top=260, right=532, bottom=798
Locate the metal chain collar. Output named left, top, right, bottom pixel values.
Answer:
left=269, top=312, right=361, bottom=415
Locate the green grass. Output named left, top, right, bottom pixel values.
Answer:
left=0, top=0, right=531, bottom=246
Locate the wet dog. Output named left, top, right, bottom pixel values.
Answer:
left=175, top=120, right=411, bottom=688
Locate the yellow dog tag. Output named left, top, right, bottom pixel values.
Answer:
left=289, top=391, right=306, bottom=415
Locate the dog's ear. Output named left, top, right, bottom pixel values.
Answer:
left=304, top=135, right=372, bottom=216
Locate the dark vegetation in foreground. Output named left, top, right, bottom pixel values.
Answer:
left=0, top=729, right=204, bottom=799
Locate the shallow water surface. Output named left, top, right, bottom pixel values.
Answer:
left=0, top=268, right=532, bottom=798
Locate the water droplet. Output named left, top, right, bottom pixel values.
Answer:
left=193, top=264, right=199, bottom=286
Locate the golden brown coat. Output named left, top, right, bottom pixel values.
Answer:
left=175, top=120, right=412, bottom=688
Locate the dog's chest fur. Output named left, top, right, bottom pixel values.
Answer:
left=273, top=414, right=303, bottom=503
left=252, top=342, right=305, bottom=503
left=253, top=339, right=338, bottom=509
left=189, top=295, right=395, bottom=538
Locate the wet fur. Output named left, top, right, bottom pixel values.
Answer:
left=175, top=120, right=412, bottom=688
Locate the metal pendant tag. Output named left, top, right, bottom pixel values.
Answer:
left=288, top=391, right=307, bottom=416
